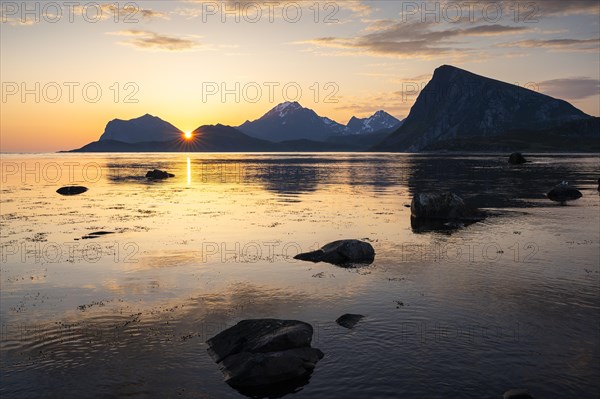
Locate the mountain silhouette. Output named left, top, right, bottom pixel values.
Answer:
left=373, top=65, right=595, bottom=151
left=99, top=114, right=183, bottom=143
left=67, top=67, right=598, bottom=153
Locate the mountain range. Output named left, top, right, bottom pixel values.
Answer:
left=67, top=65, right=599, bottom=153
left=237, top=102, right=402, bottom=141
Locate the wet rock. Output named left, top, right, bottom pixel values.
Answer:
left=546, top=182, right=582, bottom=205
left=410, top=192, right=483, bottom=233
left=411, top=192, right=476, bottom=220
left=336, top=314, right=364, bottom=329
left=56, top=186, right=88, bottom=196
left=145, top=169, right=174, bottom=179
left=508, top=152, right=527, bottom=165
left=206, top=319, right=323, bottom=396
left=294, top=240, right=375, bottom=266
left=503, top=388, right=534, bottom=399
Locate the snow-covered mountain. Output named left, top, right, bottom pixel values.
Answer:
left=238, top=102, right=346, bottom=142
left=344, top=110, right=402, bottom=135
left=238, top=101, right=401, bottom=142
left=99, top=114, right=183, bottom=143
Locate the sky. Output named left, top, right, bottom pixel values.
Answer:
left=1, top=0, right=599, bottom=152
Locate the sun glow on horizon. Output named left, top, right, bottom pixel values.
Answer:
left=183, top=131, right=193, bottom=140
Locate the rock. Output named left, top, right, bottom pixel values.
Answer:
left=336, top=314, right=364, bottom=329
left=294, top=240, right=375, bottom=266
left=81, top=231, right=115, bottom=240
left=206, top=319, right=323, bottom=395
left=56, top=186, right=88, bottom=196
left=411, top=192, right=474, bottom=220
left=508, top=152, right=527, bottom=165
left=597, top=178, right=599, bottom=192
left=503, top=388, right=534, bottom=399
left=410, top=192, right=483, bottom=233
left=546, top=182, right=582, bottom=205
left=145, top=169, right=174, bottom=179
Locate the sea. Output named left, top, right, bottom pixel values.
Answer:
left=1, top=153, right=598, bottom=398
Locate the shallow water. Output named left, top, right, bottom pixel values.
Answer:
left=1, top=153, right=599, bottom=398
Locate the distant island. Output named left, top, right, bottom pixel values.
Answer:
left=66, top=65, right=599, bottom=153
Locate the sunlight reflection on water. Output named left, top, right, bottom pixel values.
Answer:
left=0, top=153, right=599, bottom=398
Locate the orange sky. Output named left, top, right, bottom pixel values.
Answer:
left=1, top=1, right=599, bottom=152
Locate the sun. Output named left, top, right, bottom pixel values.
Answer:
left=183, top=131, right=193, bottom=140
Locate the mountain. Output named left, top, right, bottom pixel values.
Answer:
left=71, top=125, right=277, bottom=152
left=345, top=110, right=402, bottom=135
left=68, top=73, right=596, bottom=153
left=99, top=114, right=183, bottom=143
left=373, top=65, right=593, bottom=151
left=238, top=102, right=346, bottom=142
left=189, top=124, right=279, bottom=151
left=70, top=123, right=362, bottom=153
left=422, top=117, right=600, bottom=152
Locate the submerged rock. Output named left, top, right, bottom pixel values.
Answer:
left=294, top=240, right=375, bottom=266
left=336, top=314, right=364, bottom=329
left=206, top=319, right=323, bottom=397
left=56, top=186, right=88, bottom=196
left=546, top=182, right=582, bottom=205
left=503, top=388, right=534, bottom=399
left=508, top=152, right=527, bottom=165
left=145, top=169, right=174, bottom=179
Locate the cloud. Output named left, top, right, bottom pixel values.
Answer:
left=177, top=0, right=373, bottom=19
left=431, top=0, right=600, bottom=17
left=300, top=21, right=530, bottom=59
left=109, top=30, right=201, bottom=51
left=93, top=3, right=169, bottom=20
left=338, top=1, right=374, bottom=17
left=96, top=4, right=169, bottom=20
left=539, top=78, right=600, bottom=100
left=499, top=38, right=599, bottom=52
left=137, top=8, right=169, bottom=20
left=1, top=17, right=36, bottom=26
left=522, top=0, right=600, bottom=16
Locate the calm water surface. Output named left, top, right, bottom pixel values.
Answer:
left=1, top=153, right=599, bottom=398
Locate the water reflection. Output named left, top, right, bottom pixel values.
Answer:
left=187, top=157, right=191, bottom=186
left=101, top=154, right=597, bottom=206
left=1, top=153, right=598, bottom=399
left=403, top=154, right=597, bottom=209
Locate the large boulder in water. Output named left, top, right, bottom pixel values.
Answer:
left=410, top=192, right=483, bottom=233
left=56, top=186, right=88, bottom=196
left=206, top=319, right=323, bottom=396
left=508, top=152, right=527, bottom=165
left=146, top=169, right=174, bottom=179
left=546, top=182, right=582, bottom=205
left=294, top=240, right=375, bottom=266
